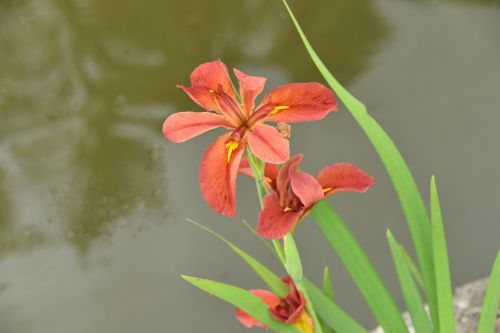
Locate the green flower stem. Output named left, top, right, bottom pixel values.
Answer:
left=246, top=148, right=322, bottom=333
left=246, top=148, right=286, bottom=264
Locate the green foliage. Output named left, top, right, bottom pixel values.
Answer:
left=284, top=234, right=304, bottom=282
left=477, top=249, right=500, bottom=333
left=281, top=0, right=439, bottom=328
left=311, top=201, right=408, bottom=333
left=387, top=230, right=433, bottom=333
left=430, top=177, right=456, bottom=332
left=322, top=266, right=335, bottom=302
left=304, top=278, right=368, bottom=333
left=182, top=275, right=300, bottom=333
left=186, top=218, right=288, bottom=297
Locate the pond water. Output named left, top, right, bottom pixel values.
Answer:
left=1, top=0, right=499, bottom=331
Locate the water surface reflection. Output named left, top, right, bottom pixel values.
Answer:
left=0, top=0, right=499, bottom=332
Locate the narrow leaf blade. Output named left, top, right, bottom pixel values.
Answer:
left=284, top=234, right=303, bottom=282
left=477, top=249, right=500, bottom=333
left=431, top=176, right=456, bottom=332
left=182, top=275, right=300, bottom=333
left=304, top=279, right=368, bottom=333
left=186, top=219, right=288, bottom=297
left=322, top=266, right=335, bottom=302
left=281, top=0, right=438, bottom=326
left=387, top=230, right=433, bottom=333
left=311, top=201, right=408, bottom=333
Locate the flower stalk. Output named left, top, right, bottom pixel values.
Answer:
left=246, top=148, right=323, bottom=333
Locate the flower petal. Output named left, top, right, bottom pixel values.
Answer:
left=316, top=163, right=376, bottom=196
left=281, top=276, right=307, bottom=323
left=234, top=68, right=266, bottom=116
left=177, top=60, right=235, bottom=111
left=199, top=133, right=245, bottom=217
left=162, top=111, right=230, bottom=143
left=260, top=82, right=337, bottom=122
left=248, top=124, right=290, bottom=164
left=235, top=289, right=281, bottom=329
left=290, top=170, right=324, bottom=208
left=276, top=154, right=303, bottom=202
left=257, top=193, right=302, bottom=239
left=190, top=60, right=234, bottom=94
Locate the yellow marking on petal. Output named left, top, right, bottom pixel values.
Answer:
left=293, top=312, right=314, bottom=333
left=271, top=105, right=290, bottom=114
left=208, top=89, right=214, bottom=93
left=225, top=141, right=239, bottom=163
left=265, top=177, right=273, bottom=183
left=284, top=206, right=293, bottom=212
left=323, top=187, right=332, bottom=193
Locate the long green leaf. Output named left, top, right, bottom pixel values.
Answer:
left=400, top=245, right=425, bottom=290
left=311, top=201, right=408, bottom=333
left=182, top=275, right=300, bottom=333
left=186, top=218, right=288, bottom=297
left=431, top=176, right=456, bottom=332
left=281, top=1, right=438, bottom=327
left=387, top=230, right=433, bottom=333
left=477, top=249, right=500, bottom=333
left=304, top=279, right=368, bottom=333
left=284, top=234, right=303, bottom=282
left=322, top=266, right=335, bottom=302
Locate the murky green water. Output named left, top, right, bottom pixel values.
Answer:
left=1, top=0, right=499, bottom=331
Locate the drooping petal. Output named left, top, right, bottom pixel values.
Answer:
left=162, top=111, right=230, bottom=143
left=234, top=68, right=266, bottom=116
left=259, top=82, right=337, bottom=122
left=248, top=124, right=290, bottom=164
left=257, top=193, right=302, bottom=239
left=236, top=289, right=281, bottom=329
left=290, top=171, right=324, bottom=208
left=177, top=60, right=235, bottom=111
left=276, top=154, right=303, bottom=202
left=199, top=133, right=245, bottom=217
left=316, top=163, right=376, bottom=196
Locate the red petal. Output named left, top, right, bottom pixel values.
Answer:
left=248, top=124, right=290, bottom=164
left=190, top=60, right=234, bottom=94
left=178, top=60, right=235, bottom=111
left=257, top=193, right=302, bottom=239
left=290, top=171, right=324, bottom=208
left=234, top=68, right=266, bottom=116
left=260, top=82, right=337, bottom=122
left=162, top=111, right=230, bottom=143
left=316, top=163, right=376, bottom=196
left=235, top=289, right=281, bottom=328
left=199, top=133, right=245, bottom=217
left=276, top=154, right=303, bottom=202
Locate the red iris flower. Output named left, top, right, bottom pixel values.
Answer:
left=162, top=60, right=337, bottom=217
left=236, top=276, right=313, bottom=333
left=240, top=154, right=376, bottom=239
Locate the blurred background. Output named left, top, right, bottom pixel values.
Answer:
left=0, top=0, right=499, bottom=331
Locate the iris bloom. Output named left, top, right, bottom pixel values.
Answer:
left=162, top=61, right=337, bottom=216
left=240, top=154, right=375, bottom=239
left=236, top=276, right=313, bottom=333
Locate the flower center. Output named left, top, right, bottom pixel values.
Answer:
left=271, top=105, right=290, bottom=114
left=225, top=140, right=240, bottom=163
left=283, top=194, right=302, bottom=212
